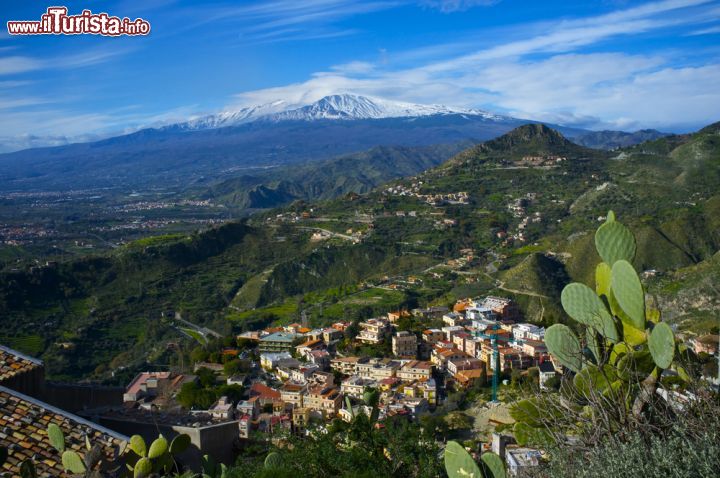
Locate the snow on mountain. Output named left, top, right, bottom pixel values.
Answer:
left=173, top=94, right=506, bottom=130
left=177, top=99, right=294, bottom=130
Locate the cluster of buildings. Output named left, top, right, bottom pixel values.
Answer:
left=420, top=297, right=558, bottom=389
left=383, top=182, right=470, bottom=206
left=234, top=320, right=439, bottom=437
left=516, top=155, right=566, bottom=167
left=503, top=193, right=542, bottom=244
left=230, top=296, right=559, bottom=443
left=0, top=294, right=560, bottom=474
left=110, top=199, right=215, bottom=212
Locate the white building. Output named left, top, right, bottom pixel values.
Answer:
left=466, top=306, right=497, bottom=322
left=260, top=352, right=299, bottom=370
left=392, top=331, right=418, bottom=357
left=512, top=323, right=545, bottom=342
left=358, top=318, right=391, bottom=344
left=442, top=312, right=467, bottom=327
left=506, top=448, right=542, bottom=477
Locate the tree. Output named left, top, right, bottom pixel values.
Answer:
left=195, top=367, right=217, bottom=388
left=543, top=375, right=561, bottom=391
left=509, top=369, right=523, bottom=388
left=176, top=381, right=200, bottom=409
left=250, top=413, right=445, bottom=478
left=224, top=359, right=242, bottom=377
left=420, top=414, right=449, bottom=440
left=217, top=384, right=244, bottom=404
left=190, top=346, right=208, bottom=364
left=445, top=411, right=473, bottom=431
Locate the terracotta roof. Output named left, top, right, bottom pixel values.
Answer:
left=402, top=360, right=432, bottom=370
left=0, top=345, right=43, bottom=383
left=331, top=356, right=361, bottom=363
left=437, top=348, right=465, bottom=358
left=297, top=339, right=324, bottom=349
left=125, top=371, right=173, bottom=396
left=280, top=382, right=305, bottom=393
left=456, top=369, right=485, bottom=382
left=249, top=383, right=281, bottom=400
left=0, top=385, right=128, bottom=477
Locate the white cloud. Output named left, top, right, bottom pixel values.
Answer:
left=171, top=0, right=402, bottom=43
left=226, top=0, right=720, bottom=130
left=0, top=56, right=42, bottom=75
left=330, top=61, right=376, bottom=74
left=687, top=24, right=720, bottom=35
left=2, top=0, right=718, bottom=142
left=0, top=46, right=132, bottom=78
left=420, top=0, right=500, bottom=13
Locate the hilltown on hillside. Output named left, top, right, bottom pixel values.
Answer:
left=1, top=294, right=718, bottom=475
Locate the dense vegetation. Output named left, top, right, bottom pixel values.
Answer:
left=199, top=143, right=470, bottom=210
left=1, top=122, right=718, bottom=382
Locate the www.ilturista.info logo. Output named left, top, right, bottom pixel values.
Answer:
left=7, top=6, right=150, bottom=36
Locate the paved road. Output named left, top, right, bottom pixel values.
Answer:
left=173, top=314, right=222, bottom=339
left=298, top=226, right=357, bottom=242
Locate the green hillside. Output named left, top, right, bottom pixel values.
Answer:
left=1, top=121, right=718, bottom=381
left=200, top=143, right=470, bottom=210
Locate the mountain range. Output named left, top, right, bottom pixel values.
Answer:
left=0, top=121, right=716, bottom=380
left=174, top=94, right=506, bottom=130
left=0, top=94, right=668, bottom=196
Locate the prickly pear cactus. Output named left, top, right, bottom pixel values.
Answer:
left=544, top=324, right=582, bottom=372
left=594, top=212, right=636, bottom=265
left=511, top=211, right=686, bottom=447
left=648, top=322, right=675, bottom=369
left=444, top=441, right=506, bottom=478
left=444, top=441, right=482, bottom=478
left=611, top=260, right=645, bottom=330
left=147, top=435, right=168, bottom=459
left=47, top=424, right=65, bottom=453
left=129, top=435, right=147, bottom=458
left=481, top=452, right=506, bottom=478
left=61, top=450, right=86, bottom=474
left=264, top=451, right=283, bottom=470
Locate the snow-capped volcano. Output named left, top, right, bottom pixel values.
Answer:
left=173, top=94, right=506, bottom=130
left=178, top=99, right=292, bottom=130
left=269, top=94, right=503, bottom=121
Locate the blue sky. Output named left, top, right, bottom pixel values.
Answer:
left=1, top=0, right=719, bottom=149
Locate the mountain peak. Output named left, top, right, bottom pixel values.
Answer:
left=477, top=123, right=574, bottom=153
left=447, top=123, right=598, bottom=166
left=504, top=123, right=568, bottom=142
left=170, top=93, right=507, bottom=130
left=269, top=93, right=504, bottom=122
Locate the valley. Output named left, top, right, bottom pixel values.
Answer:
left=1, top=122, right=717, bottom=383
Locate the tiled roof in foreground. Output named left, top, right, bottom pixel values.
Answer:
left=0, top=385, right=129, bottom=477
left=0, top=344, right=43, bottom=383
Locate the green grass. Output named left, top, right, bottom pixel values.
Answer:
left=230, top=268, right=275, bottom=310
left=125, top=233, right=188, bottom=249
left=0, top=334, right=45, bottom=356
left=227, top=299, right=299, bottom=325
